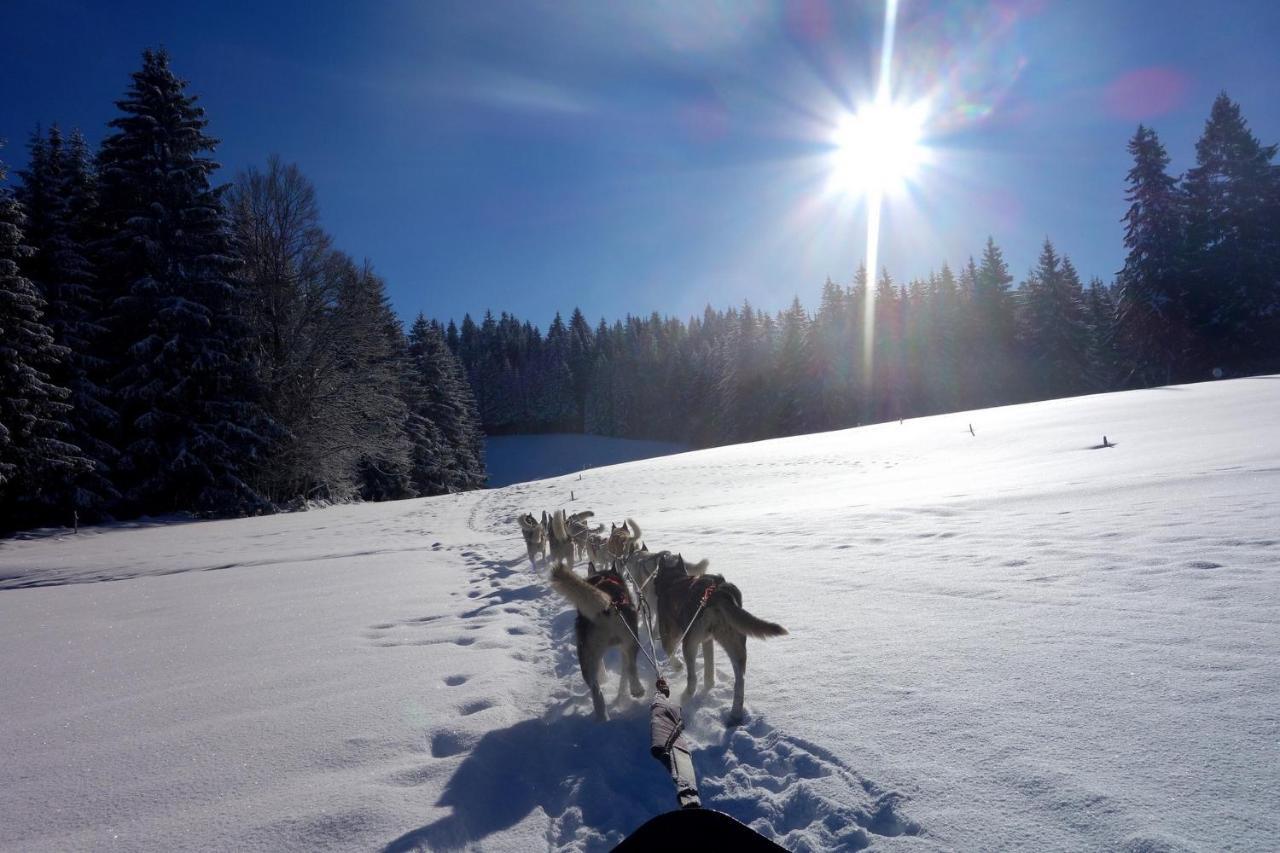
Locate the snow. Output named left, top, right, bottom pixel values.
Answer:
left=2, top=376, right=1278, bottom=851
left=485, top=433, right=689, bottom=487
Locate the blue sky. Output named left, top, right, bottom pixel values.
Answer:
left=3, top=0, right=1279, bottom=329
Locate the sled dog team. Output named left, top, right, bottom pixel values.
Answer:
left=516, top=509, right=787, bottom=724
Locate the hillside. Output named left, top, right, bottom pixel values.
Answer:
left=2, top=376, right=1277, bottom=851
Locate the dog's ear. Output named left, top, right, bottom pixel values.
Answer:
left=587, top=560, right=596, bottom=576
left=677, top=554, right=685, bottom=572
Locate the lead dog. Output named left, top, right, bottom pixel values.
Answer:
left=517, top=511, right=548, bottom=568
left=652, top=552, right=787, bottom=724
left=549, top=561, right=646, bottom=720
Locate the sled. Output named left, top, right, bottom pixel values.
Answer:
left=614, top=808, right=789, bottom=852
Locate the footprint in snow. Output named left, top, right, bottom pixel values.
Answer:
left=690, top=712, right=922, bottom=851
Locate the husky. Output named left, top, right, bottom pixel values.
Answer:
left=547, top=509, right=576, bottom=569
left=566, top=510, right=600, bottom=559
left=585, top=532, right=611, bottom=567
left=652, top=552, right=786, bottom=724
left=625, top=546, right=709, bottom=617
left=517, top=511, right=548, bottom=568
left=606, top=518, right=644, bottom=562
left=549, top=561, right=646, bottom=720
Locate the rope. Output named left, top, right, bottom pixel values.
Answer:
left=621, top=565, right=664, bottom=677
left=610, top=602, right=661, bottom=676
left=672, top=584, right=715, bottom=652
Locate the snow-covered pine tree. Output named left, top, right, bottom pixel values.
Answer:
left=1115, top=124, right=1189, bottom=386
left=406, top=315, right=486, bottom=493
left=95, top=49, right=273, bottom=516
left=1182, top=93, right=1280, bottom=375
left=15, top=126, right=120, bottom=518
left=329, top=260, right=413, bottom=501
left=0, top=154, right=88, bottom=528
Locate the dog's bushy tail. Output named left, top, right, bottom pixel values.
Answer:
left=550, top=563, right=611, bottom=621
left=723, top=598, right=788, bottom=639
left=626, top=518, right=643, bottom=542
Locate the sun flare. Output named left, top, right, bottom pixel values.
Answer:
left=829, top=99, right=929, bottom=196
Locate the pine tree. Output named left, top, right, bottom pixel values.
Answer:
left=1085, top=277, right=1119, bottom=389
left=1182, top=93, right=1280, bottom=374
left=1018, top=240, right=1091, bottom=399
left=330, top=261, right=413, bottom=501
left=1116, top=124, right=1189, bottom=385
left=16, top=126, right=120, bottom=517
left=406, top=314, right=486, bottom=493
left=95, top=49, right=273, bottom=515
left=969, top=237, right=1018, bottom=404
left=0, top=155, right=88, bottom=527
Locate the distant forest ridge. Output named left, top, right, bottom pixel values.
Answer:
left=447, top=93, right=1280, bottom=447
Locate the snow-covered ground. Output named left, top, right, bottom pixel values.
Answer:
left=485, top=433, right=689, bottom=487
left=2, top=376, right=1278, bottom=851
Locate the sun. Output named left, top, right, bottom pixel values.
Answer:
left=829, top=98, right=929, bottom=196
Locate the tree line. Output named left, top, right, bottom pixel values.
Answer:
left=449, top=92, right=1280, bottom=446
left=1, top=49, right=484, bottom=532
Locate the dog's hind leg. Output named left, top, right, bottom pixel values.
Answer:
left=625, top=616, right=646, bottom=698
left=681, top=635, right=699, bottom=701
left=580, top=637, right=608, bottom=721
left=702, top=639, right=715, bottom=689
left=722, top=632, right=748, bottom=725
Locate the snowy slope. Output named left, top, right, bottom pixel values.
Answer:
left=484, top=433, right=689, bottom=488
left=2, top=376, right=1278, bottom=852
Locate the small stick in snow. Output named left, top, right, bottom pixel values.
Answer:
left=969, top=424, right=975, bottom=437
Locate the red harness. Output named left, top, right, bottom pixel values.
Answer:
left=590, top=572, right=633, bottom=610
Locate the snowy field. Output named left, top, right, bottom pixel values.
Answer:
left=484, top=433, right=689, bottom=488
left=2, top=376, right=1278, bottom=851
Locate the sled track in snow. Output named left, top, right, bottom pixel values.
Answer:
left=369, top=480, right=925, bottom=851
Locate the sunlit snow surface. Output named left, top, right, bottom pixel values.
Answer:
left=2, top=377, right=1278, bottom=851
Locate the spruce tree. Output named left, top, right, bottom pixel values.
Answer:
left=1183, top=93, right=1280, bottom=374
left=1019, top=240, right=1091, bottom=398
left=16, top=126, right=120, bottom=517
left=0, top=155, right=88, bottom=527
left=95, top=49, right=272, bottom=515
left=970, top=237, right=1018, bottom=404
left=406, top=314, right=486, bottom=493
left=1116, top=124, right=1188, bottom=385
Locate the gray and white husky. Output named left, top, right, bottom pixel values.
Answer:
left=549, top=561, right=646, bottom=720
left=547, top=509, right=576, bottom=569
left=625, top=546, right=709, bottom=616
left=566, top=510, right=600, bottom=560
left=517, top=511, right=548, bottom=568
left=651, top=552, right=787, bottom=724
left=606, top=518, right=644, bottom=561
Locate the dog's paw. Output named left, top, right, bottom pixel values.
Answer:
left=724, top=710, right=745, bottom=728
left=630, top=682, right=645, bottom=698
